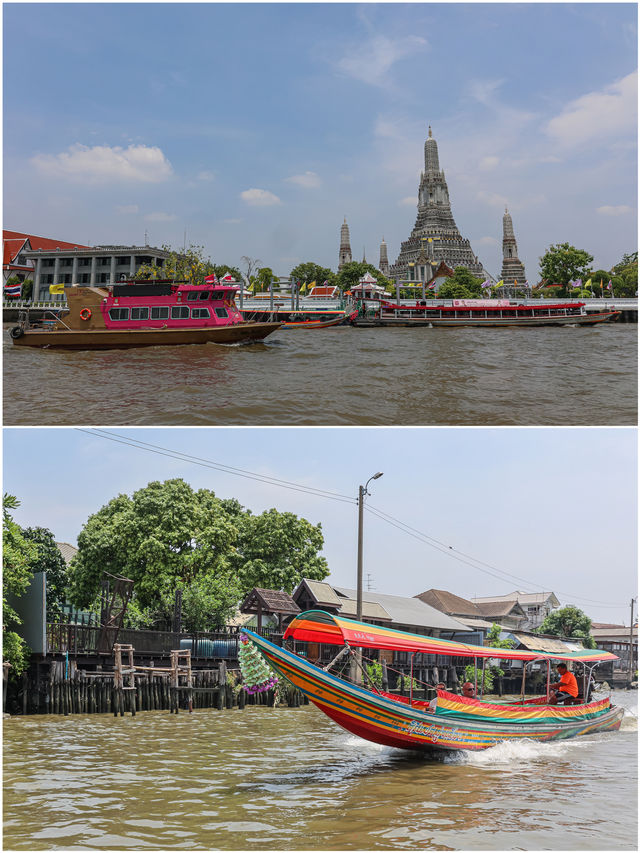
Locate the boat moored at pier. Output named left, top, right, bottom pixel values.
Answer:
left=9, top=280, right=281, bottom=349
left=352, top=298, right=621, bottom=328
left=245, top=610, right=624, bottom=752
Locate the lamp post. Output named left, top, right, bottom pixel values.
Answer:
left=352, top=473, right=383, bottom=686
left=357, top=472, right=383, bottom=622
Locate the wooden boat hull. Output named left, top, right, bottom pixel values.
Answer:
left=245, top=631, right=624, bottom=752
left=10, top=321, right=281, bottom=349
left=354, top=310, right=620, bottom=328
left=240, top=309, right=356, bottom=328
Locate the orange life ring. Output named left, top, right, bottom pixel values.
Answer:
left=79, top=308, right=92, bottom=321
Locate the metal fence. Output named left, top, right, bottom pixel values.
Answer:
left=45, top=621, right=281, bottom=657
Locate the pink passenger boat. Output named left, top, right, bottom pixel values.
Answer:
left=9, top=279, right=281, bottom=349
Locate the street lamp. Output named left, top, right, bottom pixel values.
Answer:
left=357, top=472, right=384, bottom=622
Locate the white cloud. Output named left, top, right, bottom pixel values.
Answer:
left=596, top=205, right=633, bottom=216
left=240, top=188, right=282, bottom=206
left=337, top=35, right=428, bottom=88
left=116, top=204, right=139, bottom=215
left=476, top=236, right=499, bottom=246
left=144, top=212, right=177, bottom=222
left=546, top=71, right=637, bottom=147
left=196, top=171, right=215, bottom=182
left=479, top=156, right=499, bottom=171
left=477, top=190, right=509, bottom=208
left=31, top=143, right=174, bottom=183
left=285, top=171, right=321, bottom=189
left=398, top=196, right=416, bottom=206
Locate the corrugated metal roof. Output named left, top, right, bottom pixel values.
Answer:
left=416, top=589, right=483, bottom=617
left=472, top=591, right=558, bottom=606
left=335, top=599, right=392, bottom=622
left=510, top=632, right=575, bottom=654
left=56, top=542, right=78, bottom=565
left=456, top=616, right=495, bottom=630
left=301, top=580, right=344, bottom=607
left=333, top=587, right=469, bottom=632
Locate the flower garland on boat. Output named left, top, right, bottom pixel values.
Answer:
left=238, top=634, right=278, bottom=694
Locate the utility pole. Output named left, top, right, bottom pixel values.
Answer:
left=629, top=597, right=636, bottom=687
left=355, top=472, right=383, bottom=684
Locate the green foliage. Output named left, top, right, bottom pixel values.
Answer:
left=463, top=624, right=515, bottom=693
left=609, top=254, right=637, bottom=296
left=335, top=261, right=393, bottom=293
left=234, top=507, right=328, bottom=592
left=365, top=659, right=384, bottom=688
left=538, top=243, right=594, bottom=294
left=21, top=526, right=69, bottom=619
left=289, top=262, right=336, bottom=290
left=69, top=479, right=328, bottom=629
left=22, top=279, right=33, bottom=300
left=134, top=243, right=218, bottom=285
left=537, top=606, right=596, bottom=648
left=252, top=267, right=276, bottom=293
left=437, top=281, right=472, bottom=299
left=3, top=495, right=38, bottom=676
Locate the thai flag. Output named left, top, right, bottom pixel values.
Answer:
left=4, top=282, right=22, bottom=297
left=220, top=273, right=235, bottom=282
left=204, top=273, right=218, bottom=284
left=607, top=280, right=613, bottom=291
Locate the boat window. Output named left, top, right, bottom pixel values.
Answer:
left=211, top=290, right=223, bottom=301
left=191, top=307, right=211, bottom=319
left=108, top=308, right=129, bottom=321
left=187, top=292, right=199, bottom=301
left=150, top=306, right=170, bottom=320
left=214, top=307, right=229, bottom=319
left=131, top=307, right=149, bottom=320
left=199, top=292, right=210, bottom=301
left=171, top=306, right=190, bottom=319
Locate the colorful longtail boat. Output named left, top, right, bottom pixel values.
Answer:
left=244, top=610, right=624, bottom=752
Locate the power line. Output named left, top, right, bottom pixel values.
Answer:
left=76, top=428, right=356, bottom=506
left=365, top=503, right=628, bottom=609
left=77, top=428, right=628, bottom=610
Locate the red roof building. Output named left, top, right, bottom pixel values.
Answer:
left=4, top=230, right=90, bottom=284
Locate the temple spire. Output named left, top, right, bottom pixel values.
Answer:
left=338, top=217, right=352, bottom=270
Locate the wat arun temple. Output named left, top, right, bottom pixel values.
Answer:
left=340, top=126, right=526, bottom=286
left=390, top=126, right=486, bottom=281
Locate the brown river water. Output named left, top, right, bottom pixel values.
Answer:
left=3, top=691, right=637, bottom=851
left=3, top=324, right=637, bottom=426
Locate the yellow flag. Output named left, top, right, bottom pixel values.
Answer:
left=49, top=283, right=65, bottom=294
left=585, top=278, right=592, bottom=288
left=495, top=280, right=504, bottom=287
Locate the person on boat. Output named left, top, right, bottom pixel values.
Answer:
left=428, top=682, right=446, bottom=711
left=461, top=682, right=476, bottom=699
left=548, top=663, right=579, bottom=704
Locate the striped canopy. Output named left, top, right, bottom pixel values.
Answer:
left=283, top=610, right=618, bottom=663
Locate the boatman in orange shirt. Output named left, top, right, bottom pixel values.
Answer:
left=548, top=663, right=579, bottom=704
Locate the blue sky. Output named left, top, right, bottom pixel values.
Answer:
left=3, top=427, right=637, bottom=626
left=3, top=3, right=637, bottom=280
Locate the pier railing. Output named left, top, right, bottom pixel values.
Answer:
left=46, top=621, right=282, bottom=658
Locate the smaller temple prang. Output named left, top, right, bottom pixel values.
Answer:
left=500, top=208, right=526, bottom=286
left=379, top=237, right=389, bottom=275
left=338, top=217, right=352, bottom=270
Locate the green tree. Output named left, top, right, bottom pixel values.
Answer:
left=234, top=507, right=328, bottom=592
left=463, top=623, right=515, bottom=693
left=69, top=480, right=328, bottom=629
left=610, top=253, right=638, bottom=296
left=536, top=605, right=596, bottom=649
left=289, top=262, right=336, bottom=291
left=335, top=261, right=392, bottom=293
left=437, top=281, right=472, bottom=299
left=444, top=266, right=484, bottom=296
left=253, top=266, right=276, bottom=293
left=135, top=244, right=218, bottom=284
left=538, top=243, right=594, bottom=295
left=21, top=527, right=69, bottom=620
left=3, top=496, right=38, bottom=676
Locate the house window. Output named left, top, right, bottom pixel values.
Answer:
left=79, top=273, right=90, bottom=284
left=78, top=258, right=91, bottom=267
left=99, top=257, right=111, bottom=266
left=116, top=256, right=129, bottom=265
